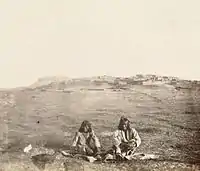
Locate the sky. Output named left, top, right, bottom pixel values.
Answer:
left=0, top=0, right=200, bottom=88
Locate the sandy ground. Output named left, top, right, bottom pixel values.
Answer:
left=0, top=83, right=199, bottom=170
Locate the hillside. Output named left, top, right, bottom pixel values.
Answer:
left=0, top=75, right=199, bottom=170
left=29, top=74, right=200, bottom=91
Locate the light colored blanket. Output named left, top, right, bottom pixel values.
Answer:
left=103, top=152, right=159, bottom=162
left=23, top=144, right=159, bottom=163
left=60, top=150, right=98, bottom=163
left=60, top=150, right=160, bottom=163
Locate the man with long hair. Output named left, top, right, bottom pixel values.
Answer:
left=71, top=120, right=102, bottom=160
left=112, top=116, right=141, bottom=161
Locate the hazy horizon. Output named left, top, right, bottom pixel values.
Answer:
left=0, top=0, right=200, bottom=88
left=0, top=73, right=196, bottom=89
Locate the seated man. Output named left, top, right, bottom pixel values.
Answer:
left=71, top=120, right=102, bottom=160
left=112, top=116, right=141, bottom=161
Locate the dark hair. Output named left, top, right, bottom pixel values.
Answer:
left=79, top=120, right=92, bottom=133
left=118, top=116, right=131, bottom=130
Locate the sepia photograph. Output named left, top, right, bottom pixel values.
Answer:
left=0, top=0, right=200, bottom=170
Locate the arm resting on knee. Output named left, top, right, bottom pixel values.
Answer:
left=130, top=128, right=141, bottom=147
left=113, top=130, right=122, bottom=154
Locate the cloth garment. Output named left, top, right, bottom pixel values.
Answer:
left=113, top=128, right=141, bottom=155
left=72, top=130, right=101, bottom=156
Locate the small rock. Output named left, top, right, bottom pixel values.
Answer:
left=24, top=144, right=32, bottom=153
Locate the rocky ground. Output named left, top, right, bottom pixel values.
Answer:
left=0, top=76, right=199, bottom=170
